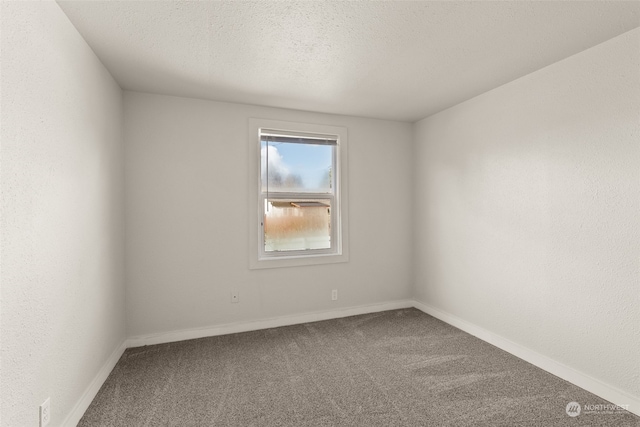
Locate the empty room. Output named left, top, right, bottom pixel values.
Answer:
left=1, top=1, right=639, bottom=426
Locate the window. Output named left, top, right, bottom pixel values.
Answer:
left=249, top=119, right=349, bottom=269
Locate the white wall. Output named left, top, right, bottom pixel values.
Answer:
left=1, top=2, right=125, bottom=426
left=414, top=28, right=640, bottom=400
left=124, top=92, right=413, bottom=338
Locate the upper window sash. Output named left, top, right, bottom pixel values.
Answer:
left=260, top=134, right=336, bottom=194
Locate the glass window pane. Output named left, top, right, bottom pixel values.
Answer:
left=261, top=141, right=333, bottom=193
left=264, top=199, right=331, bottom=252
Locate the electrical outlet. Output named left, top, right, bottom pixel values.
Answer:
left=231, top=291, right=239, bottom=303
left=331, top=289, right=338, bottom=301
left=40, top=398, right=50, bottom=427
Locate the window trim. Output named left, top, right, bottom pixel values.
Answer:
left=249, top=118, right=349, bottom=269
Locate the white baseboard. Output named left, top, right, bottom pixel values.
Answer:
left=61, top=339, right=127, bottom=427
left=412, top=299, right=640, bottom=417
left=127, top=300, right=414, bottom=348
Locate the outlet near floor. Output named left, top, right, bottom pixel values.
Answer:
left=40, top=397, right=50, bottom=427
left=331, top=289, right=338, bottom=301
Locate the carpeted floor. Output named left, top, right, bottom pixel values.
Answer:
left=79, top=308, right=639, bottom=426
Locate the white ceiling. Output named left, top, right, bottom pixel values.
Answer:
left=57, top=1, right=640, bottom=122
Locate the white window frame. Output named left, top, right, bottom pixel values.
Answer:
left=249, top=118, right=349, bottom=269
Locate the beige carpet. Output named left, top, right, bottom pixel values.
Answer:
left=79, top=308, right=639, bottom=426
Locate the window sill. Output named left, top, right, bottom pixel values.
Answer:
left=250, top=251, right=349, bottom=270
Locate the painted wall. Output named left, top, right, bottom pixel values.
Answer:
left=414, top=28, right=640, bottom=399
left=1, top=2, right=125, bottom=426
left=124, top=92, right=413, bottom=338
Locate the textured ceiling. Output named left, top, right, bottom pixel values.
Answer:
left=57, top=1, right=640, bottom=122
